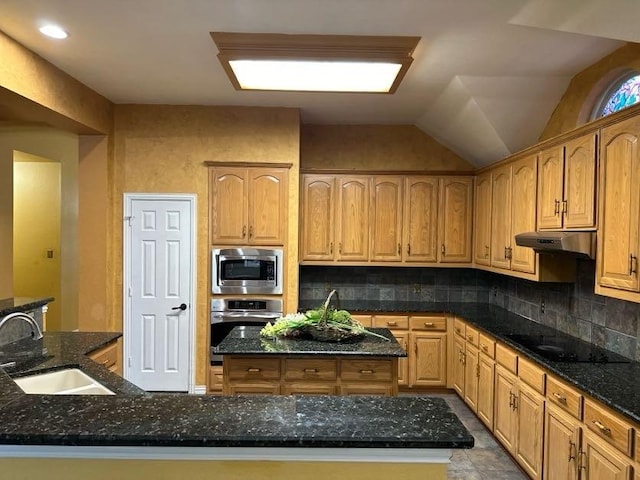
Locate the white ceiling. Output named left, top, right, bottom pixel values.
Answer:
left=0, top=0, right=633, bottom=166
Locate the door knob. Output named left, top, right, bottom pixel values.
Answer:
left=171, top=303, right=187, bottom=311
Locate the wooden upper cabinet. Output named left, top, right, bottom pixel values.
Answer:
left=564, top=132, right=597, bottom=229
left=403, top=177, right=438, bottom=263
left=491, top=165, right=512, bottom=270
left=510, top=155, right=537, bottom=274
left=438, top=177, right=473, bottom=263
left=210, top=166, right=287, bottom=246
left=537, top=146, right=564, bottom=230
left=336, top=176, right=370, bottom=261
left=538, top=132, right=597, bottom=231
left=210, top=167, right=249, bottom=244
left=371, top=176, right=403, bottom=262
left=597, top=116, right=640, bottom=293
left=300, top=175, right=335, bottom=261
left=474, top=171, right=492, bottom=266
left=248, top=169, right=287, bottom=245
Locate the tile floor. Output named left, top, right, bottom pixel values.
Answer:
left=434, top=393, right=529, bottom=480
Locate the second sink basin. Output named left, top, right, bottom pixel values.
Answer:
left=13, top=368, right=115, bottom=395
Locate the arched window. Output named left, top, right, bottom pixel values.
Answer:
left=593, top=72, right=640, bottom=119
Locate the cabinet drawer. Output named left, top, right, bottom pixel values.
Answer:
left=546, top=375, right=583, bottom=420
left=340, top=383, right=394, bottom=396
left=284, top=358, right=337, bottom=381
left=478, top=333, right=495, bottom=359
left=465, top=325, right=479, bottom=346
left=453, top=318, right=466, bottom=337
left=88, top=342, right=118, bottom=369
left=351, top=314, right=372, bottom=328
left=282, top=383, right=337, bottom=395
left=517, top=357, right=546, bottom=394
left=208, top=366, right=224, bottom=394
left=409, top=315, right=447, bottom=331
left=226, top=357, right=281, bottom=381
left=495, top=343, right=518, bottom=374
left=584, top=398, right=633, bottom=456
left=341, top=359, right=393, bottom=382
left=373, top=315, right=408, bottom=330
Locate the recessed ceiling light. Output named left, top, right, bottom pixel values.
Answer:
left=211, top=32, right=420, bottom=94
left=39, top=24, right=68, bottom=40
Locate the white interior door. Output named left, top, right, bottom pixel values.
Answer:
left=124, top=194, right=195, bottom=392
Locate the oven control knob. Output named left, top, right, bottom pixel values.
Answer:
left=172, top=303, right=188, bottom=311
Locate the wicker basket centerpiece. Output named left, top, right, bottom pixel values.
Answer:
left=260, top=290, right=390, bottom=343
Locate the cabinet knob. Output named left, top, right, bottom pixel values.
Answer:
left=330, top=242, right=333, bottom=254
left=242, top=225, right=247, bottom=238
left=441, top=243, right=446, bottom=256
left=407, top=243, right=411, bottom=255
left=249, top=225, right=253, bottom=238
left=398, top=243, right=401, bottom=255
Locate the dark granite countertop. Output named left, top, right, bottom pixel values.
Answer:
left=216, top=326, right=407, bottom=357
left=0, top=297, right=54, bottom=317
left=302, top=300, right=640, bottom=426
left=0, top=331, right=472, bottom=450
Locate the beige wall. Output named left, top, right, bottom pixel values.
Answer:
left=111, top=105, right=300, bottom=384
left=13, top=157, right=61, bottom=329
left=541, top=43, right=640, bottom=140
left=301, top=124, right=474, bottom=171
left=0, top=126, right=79, bottom=330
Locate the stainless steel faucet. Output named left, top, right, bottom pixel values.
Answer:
left=0, top=312, right=44, bottom=341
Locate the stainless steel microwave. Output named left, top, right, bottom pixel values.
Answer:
left=211, top=248, right=283, bottom=294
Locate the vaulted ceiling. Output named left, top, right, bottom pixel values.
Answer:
left=0, top=0, right=634, bottom=165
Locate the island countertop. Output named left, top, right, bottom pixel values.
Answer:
left=216, top=326, right=407, bottom=357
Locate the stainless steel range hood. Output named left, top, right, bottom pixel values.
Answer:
left=514, top=231, right=595, bottom=259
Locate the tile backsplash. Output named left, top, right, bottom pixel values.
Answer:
left=299, top=259, right=640, bottom=361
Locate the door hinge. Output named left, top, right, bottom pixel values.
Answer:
left=128, top=287, right=132, bottom=297
left=124, top=215, right=134, bottom=226
left=128, top=357, right=132, bottom=368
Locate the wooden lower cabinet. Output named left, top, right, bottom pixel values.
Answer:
left=494, top=365, right=518, bottom=452
left=410, top=332, right=447, bottom=386
left=582, top=431, right=633, bottom=480
left=222, top=356, right=397, bottom=395
left=476, top=352, right=494, bottom=429
left=514, top=382, right=545, bottom=480
left=393, top=331, right=409, bottom=386
left=88, top=339, right=122, bottom=376
left=452, top=334, right=465, bottom=396
left=463, top=343, right=479, bottom=411
left=207, top=365, right=224, bottom=394
left=544, top=403, right=581, bottom=480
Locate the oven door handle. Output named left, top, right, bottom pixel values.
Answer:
left=211, top=313, right=282, bottom=321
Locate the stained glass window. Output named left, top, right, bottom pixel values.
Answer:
left=596, top=73, right=640, bottom=118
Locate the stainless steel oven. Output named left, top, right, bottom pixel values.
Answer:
left=211, top=248, right=283, bottom=295
left=210, top=298, right=283, bottom=364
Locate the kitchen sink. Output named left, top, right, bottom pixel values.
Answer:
left=13, top=368, right=115, bottom=395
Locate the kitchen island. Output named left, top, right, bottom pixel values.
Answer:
left=216, top=326, right=406, bottom=395
left=0, top=331, right=473, bottom=480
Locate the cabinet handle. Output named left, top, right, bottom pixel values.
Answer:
left=455, top=327, right=462, bottom=335
left=512, top=393, right=518, bottom=411
left=480, top=343, right=488, bottom=352
left=476, top=363, right=480, bottom=378
left=249, top=225, right=253, bottom=238
left=359, top=369, right=374, bottom=374
left=424, top=322, right=434, bottom=328
left=461, top=352, right=466, bottom=365
left=554, top=199, right=560, bottom=215
left=592, top=420, right=611, bottom=436
left=407, top=243, right=411, bottom=255
left=562, top=199, right=568, bottom=215
left=398, top=243, right=401, bottom=255
left=339, top=243, right=342, bottom=254
left=504, top=246, right=508, bottom=259
left=101, top=359, right=111, bottom=366
left=509, top=392, right=514, bottom=408
left=303, top=368, right=318, bottom=373
left=247, top=368, right=261, bottom=373
left=507, top=246, right=513, bottom=260
left=484, top=245, right=489, bottom=258
left=330, top=242, right=333, bottom=254
left=441, top=243, right=446, bottom=256
left=568, top=440, right=576, bottom=462
left=242, top=225, right=247, bottom=238
left=552, top=392, right=567, bottom=404
left=630, top=254, right=637, bottom=276
left=387, top=321, right=398, bottom=326
left=467, top=334, right=474, bottom=342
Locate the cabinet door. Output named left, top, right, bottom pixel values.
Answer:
left=514, top=382, right=545, bottom=480
left=598, top=117, right=640, bottom=292
left=392, top=331, right=409, bottom=387
left=564, top=132, right=597, bottom=229
left=210, top=167, right=248, bottom=244
left=300, top=175, right=335, bottom=261
left=477, top=353, right=495, bottom=430
left=371, top=177, right=403, bottom=262
left=544, top=403, right=580, bottom=480
left=452, top=334, right=465, bottom=396
left=490, top=165, right=512, bottom=269
left=336, top=176, right=370, bottom=261
left=403, top=177, right=438, bottom=262
left=248, top=168, right=287, bottom=245
left=494, top=365, right=517, bottom=453
left=538, top=146, right=564, bottom=230
left=474, top=172, right=492, bottom=266
left=411, top=332, right=447, bottom=386
left=510, top=155, right=537, bottom=274
left=463, top=343, right=479, bottom=412
left=438, top=177, right=473, bottom=263
left=582, top=431, right=633, bottom=480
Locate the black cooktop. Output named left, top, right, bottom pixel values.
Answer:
left=505, top=333, right=631, bottom=363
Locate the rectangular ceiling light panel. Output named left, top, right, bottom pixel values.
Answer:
left=211, top=32, right=420, bottom=94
